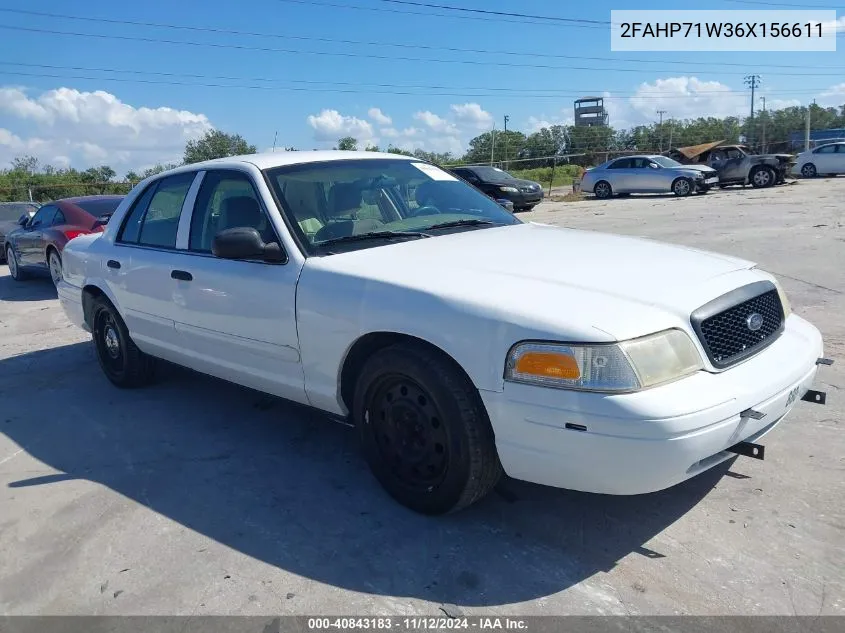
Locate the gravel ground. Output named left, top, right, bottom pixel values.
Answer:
left=0, top=177, right=843, bottom=616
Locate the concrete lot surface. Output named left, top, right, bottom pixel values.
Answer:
left=1, top=178, right=843, bottom=616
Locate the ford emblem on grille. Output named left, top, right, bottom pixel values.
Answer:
left=746, top=313, right=764, bottom=331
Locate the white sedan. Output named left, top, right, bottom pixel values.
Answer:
left=56, top=151, right=830, bottom=514
left=793, top=142, right=845, bottom=178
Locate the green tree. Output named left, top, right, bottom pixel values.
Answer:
left=336, top=136, right=358, bottom=151
left=183, top=130, right=256, bottom=164
left=364, top=144, right=380, bottom=152
left=385, top=145, right=414, bottom=157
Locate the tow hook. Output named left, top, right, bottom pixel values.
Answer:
left=801, top=390, right=827, bottom=405
left=727, top=441, right=765, bottom=460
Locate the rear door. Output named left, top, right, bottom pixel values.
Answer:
left=812, top=144, right=837, bottom=173
left=110, top=171, right=201, bottom=359
left=606, top=158, right=633, bottom=191
left=834, top=144, right=845, bottom=174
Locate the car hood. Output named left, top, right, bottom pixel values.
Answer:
left=485, top=176, right=541, bottom=189
left=307, top=222, right=759, bottom=341
left=678, top=164, right=717, bottom=174
left=0, top=221, right=22, bottom=237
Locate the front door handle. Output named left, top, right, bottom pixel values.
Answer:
left=171, top=270, right=193, bottom=281
left=106, top=260, right=121, bottom=269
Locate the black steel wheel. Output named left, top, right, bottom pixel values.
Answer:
left=353, top=343, right=502, bottom=514
left=91, top=296, right=156, bottom=388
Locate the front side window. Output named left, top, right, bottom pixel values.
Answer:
left=189, top=170, right=276, bottom=252
left=265, top=158, right=520, bottom=254
left=815, top=144, right=837, bottom=154
left=118, top=172, right=195, bottom=248
left=29, top=205, right=57, bottom=228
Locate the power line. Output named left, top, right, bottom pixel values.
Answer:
left=274, top=0, right=606, bottom=28
left=4, top=8, right=840, bottom=70
left=1, top=24, right=843, bottom=76
left=373, top=0, right=609, bottom=25
left=0, top=65, right=835, bottom=100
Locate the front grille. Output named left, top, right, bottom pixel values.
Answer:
left=690, top=281, right=785, bottom=369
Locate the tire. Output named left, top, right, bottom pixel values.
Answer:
left=353, top=343, right=502, bottom=515
left=593, top=181, right=612, bottom=199
left=672, top=177, right=693, bottom=197
left=696, top=185, right=710, bottom=194
left=801, top=163, right=817, bottom=178
left=5, top=245, right=27, bottom=280
left=750, top=166, right=775, bottom=188
left=90, top=296, right=156, bottom=388
left=616, top=193, right=632, bottom=198
left=47, top=248, right=63, bottom=288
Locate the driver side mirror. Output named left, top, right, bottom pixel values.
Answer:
left=212, top=227, right=285, bottom=263
left=648, top=162, right=660, bottom=169
left=18, top=213, right=29, bottom=226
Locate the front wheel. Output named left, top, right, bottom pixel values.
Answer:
left=801, top=163, right=817, bottom=178
left=91, top=296, right=156, bottom=388
left=750, top=166, right=775, bottom=188
left=672, top=177, right=693, bottom=197
left=353, top=343, right=502, bottom=514
left=6, top=245, right=26, bottom=280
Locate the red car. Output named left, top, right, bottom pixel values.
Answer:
left=5, top=195, right=124, bottom=286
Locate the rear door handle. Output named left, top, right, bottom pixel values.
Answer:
left=171, top=270, right=193, bottom=281
left=106, top=260, right=121, bottom=269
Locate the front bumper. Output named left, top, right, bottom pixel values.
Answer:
left=481, top=314, right=825, bottom=495
left=499, top=190, right=544, bottom=207
left=57, top=280, right=90, bottom=332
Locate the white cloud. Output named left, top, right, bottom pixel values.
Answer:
left=818, top=83, right=845, bottom=107
left=367, top=107, right=392, bottom=126
left=413, top=110, right=460, bottom=135
left=627, top=77, right=748, bottom=123
left=306, top=108, right=375, bottom=146
left=449, top=103, right=493, bottom=130
left=0, top=86, right=212, bottom=171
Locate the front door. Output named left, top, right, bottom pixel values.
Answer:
left=16, top=204, right=56, bottom=266
left=170, top=168, right=307, bottom=404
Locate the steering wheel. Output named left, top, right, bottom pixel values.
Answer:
left=408, top=205, right=443, bottom=218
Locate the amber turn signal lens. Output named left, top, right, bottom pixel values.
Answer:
left=514, top=351, right=581, bottom=380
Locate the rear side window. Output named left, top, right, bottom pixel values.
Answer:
left=52, top=210, right=66, bottom=225
left=118, top=173, right=195, bottom=248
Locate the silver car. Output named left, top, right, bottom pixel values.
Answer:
left=581, top=155, right=719, bottom=199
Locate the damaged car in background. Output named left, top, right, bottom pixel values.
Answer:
left=665, top=141, right=795, bottom=189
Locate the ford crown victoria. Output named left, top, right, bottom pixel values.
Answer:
left=56, top=151, right=829, bottom=514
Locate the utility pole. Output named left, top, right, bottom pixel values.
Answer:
left=744, top=74, right=761, bottom=147
left=272, top=131, right=278, bottom=152
left=805, top=103, right=811, bottom=151
left=759, top=97, right=767, bottom=153
left=503, top=115, right=510, bottom=169
left=657, top=110, right=667, bottom=152
left=489, top=122, right=496, bottom=165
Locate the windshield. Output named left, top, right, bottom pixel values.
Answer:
left=468, top=165, right=515, bottom=181
left=0, top=203, right=38, bottom=221
left=651, top=156, right=683, bottom=168
left=265, top=158, right=520, bottom=253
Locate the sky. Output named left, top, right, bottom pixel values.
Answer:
left=0, top=0, right=843, bottom=174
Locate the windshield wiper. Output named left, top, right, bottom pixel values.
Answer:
left=425, top=219, right=498, bottom=231
left=316, top=230, right=430, bottom=248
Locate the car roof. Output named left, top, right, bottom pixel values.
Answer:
left=55, top=195, right=125, bottom=204
left=163, top=150, right=419, bottom=174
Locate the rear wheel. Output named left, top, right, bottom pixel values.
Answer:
left=750, top=166, right=775, bottom=188
left=801, top=163, right=817, bottom=178
left=672, top=177, right=693, bottom=197
left=91, top=296, right=156, bottom=388
left=48, top=249, right=63, bottom=287
left=6, top=245, right=26, bottom=280
left=353, top=343, right=502, bottom=514
left=593, top=181, right=612, bottom=199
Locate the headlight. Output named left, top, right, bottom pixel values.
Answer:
left=770, top=276, right=792, bottom=318
left=504, top=329, right=703, bottom=393
left=499, top=186, right=518, bottom=193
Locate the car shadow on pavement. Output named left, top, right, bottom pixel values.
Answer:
left=0, top=342, right=732, bottom=608
left=0, top=271, right=56, bottom=302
